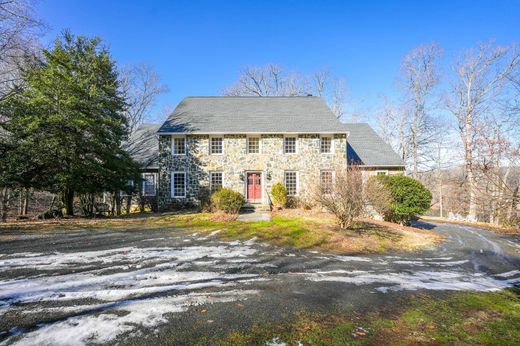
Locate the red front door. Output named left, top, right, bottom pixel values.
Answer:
left=247, top=173, right=262, bottom=202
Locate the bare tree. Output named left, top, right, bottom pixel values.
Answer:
left=224, top=64, right=346, bottom=118
left=445, top=42, right=520, bottom=221
left=399, top=42, right=443, bottom=178
left=376, top=97, right=410, bottom=163
left=119, top=63, right=168, bottom=133
left=312, top=166, right=365, bottom=229
left=0, top=0, right=43, bottom=102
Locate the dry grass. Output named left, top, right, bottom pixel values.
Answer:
left=0, top=209, right=441, bottom=255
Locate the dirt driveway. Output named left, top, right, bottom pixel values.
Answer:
left=0, top=221, right=519, bottom=345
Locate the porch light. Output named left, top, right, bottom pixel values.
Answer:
left=266, top=170, right=272, bottom=181
left=239, top=173, right=244, bottom=181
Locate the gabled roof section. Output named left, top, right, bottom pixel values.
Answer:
left=343, top=123, right=405, bottom=167
left=157, top=96, right=346, bottom=134
left=124, top=123, right=161, bottom=169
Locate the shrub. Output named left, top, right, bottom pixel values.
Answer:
left=210, top=188, right=245, bottom=214
left=313, top=167, right=365, bottom=229
left=368, top=175, right=432, bottom=225
left=271, top=183, right=288, bottom=209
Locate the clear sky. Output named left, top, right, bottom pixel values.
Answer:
left=36, top=0, right=520, bottom=122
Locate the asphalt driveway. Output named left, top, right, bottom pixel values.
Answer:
left=0, top=221, right=519, bottom=345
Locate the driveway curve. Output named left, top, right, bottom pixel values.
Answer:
left=0, top=221, right=519, bottom=345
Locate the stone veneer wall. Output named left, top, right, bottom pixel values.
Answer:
left=157, top=134, right=347, bottom=210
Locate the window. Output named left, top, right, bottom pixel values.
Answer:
left=120, top=180, right=134, bottom=197
left=320, top=136, right=332, bottom=153
left=320, top=171, right=333, bottom=194
left=376, top=171, right=388, bottom=176
left=210, top=172, right=223, bottom=192
left=247, top=137, right=260, bottom=154
left=172, top=137, right=186, bottom=155
left=171, top=172, right=186, bottom=198
left=284, top=137, right=296, bottom=154
left=284, top=171, right=297, bottom=196
left=142, top=174, right=156, bottom=196
left=210, top=137, right=223, bottom=154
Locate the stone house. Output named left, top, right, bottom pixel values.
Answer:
left=128, top=96, right=404, bottom=211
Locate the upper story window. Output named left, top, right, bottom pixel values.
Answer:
left=247, top=137, right=260, bottom=154
left=320, top=136, right=332, bottom=153
left=210, top=137, right=223, bottom=154
left=284, top=137, right=296, bottom=154
left=320, top=170, right=333, bottom=194
left=142, top=173, right=156, bottom=196
left=284, top=171, right=297, bottom=196
left=376, top=170, right=388, bottom=176
left=172, top=137, right=186, bottom=155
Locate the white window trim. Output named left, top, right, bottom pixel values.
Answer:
left=171, top=171, right=187, bottom=198
left=284, top=170, right=299, bottom=196
left=283, top=136, right=298, bottom=154
left=209, top=171, right=224, bottom=192
left=246, top=136, right=261, bottom=154
left=209, top=136, right=224, bottom=155
left=171, top=135, right=187, bottom=156
left=320, top=135, right=334, bottom=154
left=142, top=173, right=156, bottom=197
left=375, top=170, right=389, bottom=176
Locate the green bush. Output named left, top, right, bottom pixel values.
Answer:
left=271, top=183, right=288, bottom=209
left=210, top=188, right=245, bottom=214
left=368, top=175, right=432, bottom=225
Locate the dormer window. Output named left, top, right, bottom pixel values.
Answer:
left=210, top=137, right=223, bottom=154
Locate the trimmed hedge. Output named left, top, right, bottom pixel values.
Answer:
left=271, top=183, right=288, bottom=209
left=210, top=188, right=245, bottom=214
left=368, top=175, right=432, bottom=225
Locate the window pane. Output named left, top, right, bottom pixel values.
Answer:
left=247, top=137, right=260, bottom=153
left=284, top=172, right=297, bottom=196
left=320, top=137, right=332, bottom=153
left=210, top=172, right=223, bottom=192
left=320, top=171, right=333, bottom=194
left=143, top=174, right=156, bottom=196
left=284, top=137, right=296, bottom=153
left=173, top=137, right=186, bottom=155
left=172, top=173, right=186, bottom=197
left=210, top=137, right=223, bottom=154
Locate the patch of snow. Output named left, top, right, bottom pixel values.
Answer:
left=6, top=290, right=259, bottom=346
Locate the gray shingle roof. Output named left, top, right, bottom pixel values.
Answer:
left=343, top=123, right=405, bottom=167
left=157, top=96, right=345, bottom=134
left=124, top=123, right=161, bottom=169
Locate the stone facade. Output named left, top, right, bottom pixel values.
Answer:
left=157, top=133, right=347, bottom=210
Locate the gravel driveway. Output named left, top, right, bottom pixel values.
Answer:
left=0, top=221, right=519, bottom=345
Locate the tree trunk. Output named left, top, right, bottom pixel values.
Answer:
left=63, top=188, right=74, bottom=216
left=125, top=196, right=132, bottom=214
left=1, top=187, right=11, bottom=222
left=115, top=191, right=122, bottom=216
left=23, top=188, right=29, bottom=216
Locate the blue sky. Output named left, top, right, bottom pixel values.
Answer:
left=37, top=0, right=520, bottom=122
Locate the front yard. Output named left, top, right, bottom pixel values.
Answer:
left=0, top=209, right=440, bottom=255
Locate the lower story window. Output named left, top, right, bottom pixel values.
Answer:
left=320, top=170, right=333, bottom=194
left=142, top=173, right=156, bottom=196
left=171, top=172, right=186, bottom=198
left=284, top=171, right=297, bottom=196
left=210, top=172, right=223, bottom=192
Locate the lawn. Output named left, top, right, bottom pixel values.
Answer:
left=213, top=289, right=520, bottom=346
left=0, top=209, right=440, bottom=254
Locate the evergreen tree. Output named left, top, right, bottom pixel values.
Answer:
left=1, top=31, right=140, bottom=216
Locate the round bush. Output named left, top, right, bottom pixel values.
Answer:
left=271, top=183, right=288, bottom=209
left=369, top=175, right=432, bottom=225
left=210, top=188, right=245, bottom=214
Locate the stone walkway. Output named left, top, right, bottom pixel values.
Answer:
left=237, top=209, right=272, bottom=222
